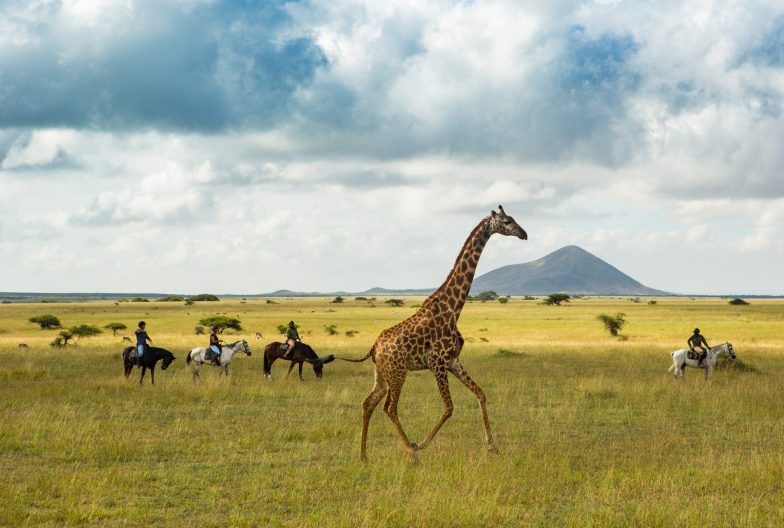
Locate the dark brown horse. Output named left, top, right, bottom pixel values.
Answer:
left=263, top=342, right=334, bottom=380
left=123, top=346, right=176, bottom=385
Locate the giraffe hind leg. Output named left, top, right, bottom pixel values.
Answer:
left=360, top=366, right=388, bottom=462
left=381, top=369, right=418, bottom=462
left=415, top=363, right=454, bottom=452
left=449, top=361, right=499, bottom=454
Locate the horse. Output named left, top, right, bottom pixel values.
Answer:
left=122, top=346, right=177, bottom=385
left=186, top=339, right=252, bottom=379
left=263, top=341, right=335, bottom=380
left=668, top=342, right=735, bottom=382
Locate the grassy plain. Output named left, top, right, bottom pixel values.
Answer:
left=1, top=296, right=783, bottom=527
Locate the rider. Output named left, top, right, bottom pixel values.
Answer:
left=283, top=320, right=301, bottom=359
left=207, top=326, right=223, bottom=364
left=134, top=321, right=153, bottom=366
left=688, top=327, right=710, bottom=367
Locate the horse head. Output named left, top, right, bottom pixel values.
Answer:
left=241, top=339, right=252, bottom=356
left=160, top=349, right=176, bottom=370
left=726, top=342, right=736, bottom=360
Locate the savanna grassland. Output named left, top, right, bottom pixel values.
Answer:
left=1, top=297, right=783, bottom=527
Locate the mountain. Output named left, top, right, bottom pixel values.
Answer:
left=470, top=245, right=669, bottom=296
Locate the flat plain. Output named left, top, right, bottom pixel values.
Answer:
left=1, top=296, right=783, bottom=527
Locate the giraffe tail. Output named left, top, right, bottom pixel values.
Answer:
left=333, top=346, right=375, bottom=363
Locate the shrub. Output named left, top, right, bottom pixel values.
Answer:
left=103, top=322, right=127, bottom=336
left=497, top=297, right=510, bottom=304
left=523, top=296, right=535, bottom=301
left=199, top=316, right=242, bottom=333
left=58, top=329, right=74, bottom=346
left=156, top=296, right=185, bottom=302
left=648, top=300, right=658, bottom=305
left=324, top=324, right=338, bottom=335
left=630, top=297, right=640, bottom=303
left=542, top=293, right=571, bottom=306
left=597, top=313, right=627, bottom=337
left=345, top=330, right=358, bottom=337
left=188, top=294, right=220, bottom=302
left=265, top=299, right=277, bottom=304
left=130, top=298, right=149, bottom=302
left=277, top=324, right=288, bottom=334
left=729, top=298, right=749, bottom=306
left=385, top=299, right=404, bottom=307
left=354, top=297, right=368, bottom=301
left=331, top=296, right=344, bottom=304
left=29, top=315, right=61, bottom=329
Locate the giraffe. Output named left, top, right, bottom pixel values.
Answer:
left=339, top=205, right=527, bottom=462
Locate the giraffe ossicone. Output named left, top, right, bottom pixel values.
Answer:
left=338, top=205, right=527, bottom=462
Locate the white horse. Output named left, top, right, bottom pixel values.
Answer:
left=668, top=342, right=735, bottom=382
left=186, top=339, right=252, bottom=379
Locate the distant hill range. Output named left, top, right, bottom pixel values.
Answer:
left=470, top=245, right=668, bottom=296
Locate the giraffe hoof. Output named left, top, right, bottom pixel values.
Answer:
left=411, top=442, right=419, bottom=450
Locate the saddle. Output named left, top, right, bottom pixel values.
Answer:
left=687, top=350, right=698, bottom=360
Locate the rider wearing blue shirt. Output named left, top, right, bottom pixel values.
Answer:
left=135, top=321, right=153, bottom=365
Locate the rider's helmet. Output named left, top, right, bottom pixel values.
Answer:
left=212, top=326, right=219, bottom=332
left=138, top=321, right=146, bottom=328
left=289, top=320, right=295, bottom=326
left=693, top=328, right=700, bottom=334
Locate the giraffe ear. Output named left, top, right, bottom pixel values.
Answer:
left=498, top=205, right=506, bottom=215
left=490, top=210, right=498, bottom=217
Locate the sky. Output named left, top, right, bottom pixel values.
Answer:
left=1, top=0, right=783, bottom=296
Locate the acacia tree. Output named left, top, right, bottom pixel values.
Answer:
left=199, top=316, right=242, bottom=333
left=543, top=293, right=571, bottom=306
left=71, top=325, right=103, bottom=339
left=385, top=299, right=404, bottom=307
left=103, top=322, right=127, bottom=336
left=29, top=315, right=61, bottom=329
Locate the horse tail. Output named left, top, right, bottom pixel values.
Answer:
left=263, top=347, right=270, bottom=374
left=334, top=346, right=375, bottom=363
left=186, top=350, right=192, bottom=366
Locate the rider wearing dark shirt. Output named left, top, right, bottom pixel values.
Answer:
left=688, top=328, right=710, bottom=366
left=284, top=321, right=300, bottom=359
left=208, top=326, right=223, bottom=364
left=135, top=321, right=152, bottom=365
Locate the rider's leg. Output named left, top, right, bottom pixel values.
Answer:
left=284, top=338, right=296, bottom=359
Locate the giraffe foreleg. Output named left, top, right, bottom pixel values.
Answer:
left=360, top=366, right=387, bottom=462
left=449, top=361, right=499, bottom=454
left=415, top=363, right=454, bottom=452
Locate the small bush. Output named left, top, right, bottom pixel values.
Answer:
left=729, top=298, right=749, bottom=306
left=523, top=296, right=535, bottom=301
left=29, top=315, right=61, bottom=329
left=648, top=300, right=657, bottom=305
left=265, top=299, right=277, bottom=304
left=324, top=324, right=338, bottom=335
left=331, top=296, right=344, bottom=304
left=345, top=330, right=358, bottom=337
left=630, top=297, right=640, bottom=303
left=497, top=296, right=510, bottom=304
left=597, top=312, right=627, bottom=337
left=354, top=297, right=368, bottom=301
left=385, top=299, right=404, bottom=307
left=130, top=298, right=149, bottom=303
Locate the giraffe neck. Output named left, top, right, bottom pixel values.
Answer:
left=430, top=217, right=492, bottom=320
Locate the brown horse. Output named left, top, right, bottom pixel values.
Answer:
left=263, top=341, right=334, bottom=380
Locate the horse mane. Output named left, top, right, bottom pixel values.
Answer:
left=226, top=340, right=241, bottom=348
left=297, top=343, right=319, bottom=360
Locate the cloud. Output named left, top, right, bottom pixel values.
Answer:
left=0, top=0, right=326, bottom=132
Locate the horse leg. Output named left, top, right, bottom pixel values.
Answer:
left=360, top=366, right=388, bottom=462
left=193, top=361, right=200, bottom=380
left=298, top=361, right=304, bottom=381
left=705, top=364, right=713, bottom=381
left=150, top=366, right=155, bottom=385
left=139, top=366, right=146, bottom=385
left=286, top=361, right=295, bottom=379
left=448, top=360, right=498, bottom=453
left=223, top=364, right=229, bottom=376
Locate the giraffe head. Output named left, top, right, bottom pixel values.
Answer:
left=488, top=205, right=527, bottom=240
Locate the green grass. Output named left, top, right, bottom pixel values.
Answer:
left=1, top=297, right=783, bottom=526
